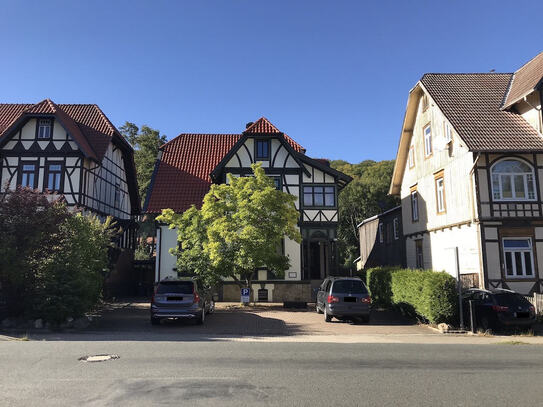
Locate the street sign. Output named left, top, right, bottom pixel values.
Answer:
left=241, top=288, right=250, bottom=303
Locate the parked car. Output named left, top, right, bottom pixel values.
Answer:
left=315, top=277, right=371, bottom=323
left=150, top=278, right=215, bottom=325
left=462, top=288, right=536, bottom=331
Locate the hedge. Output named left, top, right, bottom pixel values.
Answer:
left=358, top=267, right=458, bottom=324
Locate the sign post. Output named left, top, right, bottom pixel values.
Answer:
left=241, top=287, right=250, bottom=304
left=454, top=246, right=465, bottom=330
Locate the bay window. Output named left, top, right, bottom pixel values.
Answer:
left=303, top=186, right=335, bottom=207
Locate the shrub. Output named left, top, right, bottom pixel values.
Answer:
left=0, top=188, right=114, bottom=323
left=364, top=266, right=458, bottom=324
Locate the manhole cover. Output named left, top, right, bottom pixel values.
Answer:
left=79, top=354, right=119, bottom=363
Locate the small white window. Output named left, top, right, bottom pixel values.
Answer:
left=408, top=146, right=415, bottom=168
left=503, top=238, right=534, bottom=278
left=393, top=218, right=399, bottom=240
left=38, top=119, right=52, bottom=139
left=491, top=159, right=536, bottom=201
left=435, top=177, right=445, bottom=213
left=444, top=122, right=452, bottom=143
left=378, top=223, right=384, bottom=244
left=421, top=94, right=429, bottom=111
left=424, top=125, right=432, bottom=157
left=411, top=190, right=419, bottom=222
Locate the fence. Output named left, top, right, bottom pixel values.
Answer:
left=525, top=293, right=543, bottom=315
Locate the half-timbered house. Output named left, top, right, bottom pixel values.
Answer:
left=0, top=99, right=140, bottom=250
left=390, top=52, right=543, bottom=295
left=145, top=117, right=351, bottom=302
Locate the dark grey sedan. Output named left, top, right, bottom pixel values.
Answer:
left=150, top=279, right=214, bottom=325
left=316, top=277, right=371, bottom=323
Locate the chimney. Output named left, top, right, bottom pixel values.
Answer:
left=245, top=122, right=254, bottom=129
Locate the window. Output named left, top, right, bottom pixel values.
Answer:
left=503, top=238, right=534, bottom=278
left=435, top=176, right=445, bottom=214
left=421, top=94, right=429, bottom=111
left=491, top=159, right=536, bottom=201
left=255, top=139, right=270, bottom=160
left=444, top=122, right=452, bottom=143
left=114, top=181, right=121, bottom=208
left=423, top=125, right=432, bottom=157
left=378, top=223, right=384, bottom=243
left=45, top=163, right=63, bottom=191
left=410, top=189, right=419, bottom=222
left=269, top=176, right=281, bottom=190
left=303, top=186, right=335, bottom=207
left=393, top=218, right=399, bottom=240
left=37, top=119, right=52, bottom=139
left=408, top=146, right=415, bottom=168
left=19, top=162, right=38, bottom=188
left=415, top=239, right=424, bottom=268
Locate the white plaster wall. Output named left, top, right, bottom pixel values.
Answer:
left=284, top=236, right=301, bottom=280
left=157, top=225, right=179, bottom=281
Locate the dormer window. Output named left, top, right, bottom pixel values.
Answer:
left=255, top=139, right=270, bottom=160
left=37, top=119, right=52, bottom=139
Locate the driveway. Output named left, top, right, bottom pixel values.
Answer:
left=81, top=300, right=434, bottom=338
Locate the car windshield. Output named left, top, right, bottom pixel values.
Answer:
left=493, top=293, right=529, bottom=307
left=331, top=280, right=367, bottom=294
left=156, top=281, right=194, bottom=294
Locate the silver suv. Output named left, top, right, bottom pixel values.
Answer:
left=150, top=279, right=214, bottom=325
left=315, top=277, right=371, bottom=323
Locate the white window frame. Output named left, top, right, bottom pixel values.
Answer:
left=393, top=218, right=399, bottom=240
left=38, top=119, right=52, bottom=139
left=408, top=146, right=415, bottom=168
left=423, top=125, right=432, bottom=157
left=411, top=190, right=419, bottom=222
left=378, top=223, right=384, bottom=244
left=491, top=158, right=537, bottom=201
left=502, top=237, right=535, bottom=278
left=444, top=122, right=452, bottom=143
left=436, top=177, right=445, bottom=213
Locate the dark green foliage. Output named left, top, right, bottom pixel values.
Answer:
left=362, top=267, right=458, bottom=324
left=119, top=122, right=167, bottom=202
left=330, top=160, right=399, bottom=268
left=0, top=188, right=113, bottom=323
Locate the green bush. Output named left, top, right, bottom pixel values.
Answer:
left=363, top=266, right=458, bottom=324
left=0, top=188, right=114, bottom=323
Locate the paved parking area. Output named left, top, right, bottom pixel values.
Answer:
left=83, top=301, right=435, bottom=337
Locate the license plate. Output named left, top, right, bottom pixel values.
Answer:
left=167, top=296, right=183, bottom=301
left=515, top=312, right=529, bottom=318
left=344, top=297, right=356, bottom=303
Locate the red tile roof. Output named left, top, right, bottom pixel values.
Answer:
left=502, top=51, right=543, bottom=109
left=0, top=99, right=127, bottom=161
left=145, top=118, right=307, bottom=213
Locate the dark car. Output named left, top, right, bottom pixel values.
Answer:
left=315, top=277, right=371, bottom=323
left=150, top=278, right=215, bottom=325
left=462, top=288, right=536, bottom=331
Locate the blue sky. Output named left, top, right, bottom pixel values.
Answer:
left=1, top=1, right=542, bottom=163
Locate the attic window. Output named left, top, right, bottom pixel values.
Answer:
left=255, top=139, right=270, bottom=160
left=37, top=119, right=52, bottom=139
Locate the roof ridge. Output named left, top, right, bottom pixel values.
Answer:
left=514, top=51, right=543, bottom=74
left=423, top=72, right=513, bottom=76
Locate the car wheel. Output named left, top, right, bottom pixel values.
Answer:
left=151, top=315, right=161, bottom=326
left=479, top=316, right=491, bottom=333
left=316, top=303, right=323, bottom=314
left=324, top=307, right=332, bottom=322
left=196, top=308, right=205, bottom=325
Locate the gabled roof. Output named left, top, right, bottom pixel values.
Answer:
left=0, top=99, right=135, bottom=162
left=421, top=73, right=543, bottom=151
left=0, top=99, right=140, bottom=213
left=502, top=51, right=543, bottom=109
left=144, top=118, right=351, bottom=214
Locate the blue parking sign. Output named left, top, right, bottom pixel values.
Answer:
left=241, top=288, right=250, bottom=303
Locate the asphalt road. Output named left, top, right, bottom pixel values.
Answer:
left=1, top=340, right=542, bottom=406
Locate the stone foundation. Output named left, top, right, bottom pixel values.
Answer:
left=220, top=281, right=314, bottom=303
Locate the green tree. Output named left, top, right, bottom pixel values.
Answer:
left=330, top=159, right=399, bottom=268
left=158, top=164, right=301, bottom=298
left=119, top=122, right=167, bottom=202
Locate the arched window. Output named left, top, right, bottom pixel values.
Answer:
left=491, top=159, right=536, bottom=201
